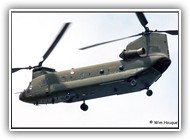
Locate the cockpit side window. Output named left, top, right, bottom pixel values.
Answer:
left=26, top=82, right=33, bottom=93
left=29, top=84, right=32, bottom=90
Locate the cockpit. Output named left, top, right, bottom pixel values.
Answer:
left=19, top=82, right=33, bottom=102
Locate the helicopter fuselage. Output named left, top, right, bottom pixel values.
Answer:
left=18, top=32, right=172, bottom=111
left=19, top=53, right=171, bottom=106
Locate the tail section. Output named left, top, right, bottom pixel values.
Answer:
left=126, top=33, right=169, bottom=58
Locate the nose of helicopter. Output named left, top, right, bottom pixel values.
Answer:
left=19, top=91, right=27, bottom=102
left=19, top=90, right=34, bottom=103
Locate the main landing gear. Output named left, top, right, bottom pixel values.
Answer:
left=80, top=101, right=88, bottom=111
left=146, top=89, right=153, bottom=96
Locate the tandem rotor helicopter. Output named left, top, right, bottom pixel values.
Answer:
left=12, top=12, right=178, bottom=111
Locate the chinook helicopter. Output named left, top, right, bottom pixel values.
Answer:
left=12, top=12, right=178, bottom=111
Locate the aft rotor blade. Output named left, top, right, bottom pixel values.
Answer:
left=155, top=30, right=178, bottom=35
left=79, top=33, right=142, bottom=50
left=136, top=12, right=148, bottom=30
left=41, top=22, right=71, bottom=65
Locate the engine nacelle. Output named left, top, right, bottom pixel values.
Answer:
left=119, top=48, right=145, bottom=60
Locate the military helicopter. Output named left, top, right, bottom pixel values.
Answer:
left=12, top=12, right=178, bottom=111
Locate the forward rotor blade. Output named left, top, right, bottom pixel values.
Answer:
left=155, top=30, right=178, bottom=35
left=136, top=12, right=148, bottom=30
left=12, top=66, right=32, bottom=73
left=79, top=33, right=142, bottom=50
left=12, top=68, right=22, bottom=73
left=14, top=92, right=22, bottom=94
left=41, top=22, right=71, bottom=65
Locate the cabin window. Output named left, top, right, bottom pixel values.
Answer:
left=100, top=69, right=104, bottom=74
left=80, top=73, right=85, bottom=79
left=119, top=65, right=124, bottom=71
left=70, top=68, right=75, bottom=74
left=60, top=76, right=66, bottom=82
left=41, top=79, right=47, bottom=86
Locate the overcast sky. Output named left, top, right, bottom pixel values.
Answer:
left=10, top=10, right=179, bottom=129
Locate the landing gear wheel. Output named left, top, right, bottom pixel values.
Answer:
left=146, top=90, right=153, bottom=96
left=80, top=102, right=88, bottom=111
